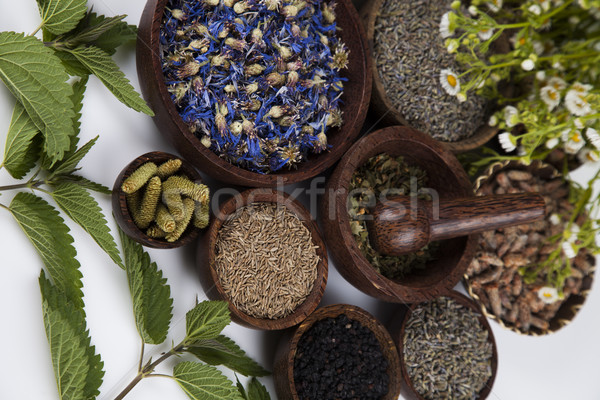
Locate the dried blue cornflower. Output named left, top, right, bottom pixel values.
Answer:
left=160, top=0, right=348, bottom=173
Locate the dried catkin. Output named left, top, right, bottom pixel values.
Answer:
left=121, top=162, right=158, bottom=193
left=193, top=200, right=210, bottom=229
left=134, top=176, right=162, bottom=229
left=146, top=224, right=167, bottom=238
left=156, top=158, right=182, bottom=179
left=156, top=203, right=176, bottom=232
left=163, top=175, right=209, bottom=203
left=166, top=197, right=195, bottom=242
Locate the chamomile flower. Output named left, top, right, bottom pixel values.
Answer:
left=578, top=148, right=600, bottom=164
left=537, top=286, right=560, bottom=304
left=498, top=132, right=517, bottom=152
left=503, top=106, right=519, bottom=127
left=546, top=137, right=559, bottom=149
left=536, top=70, right=546, bottom=80
left=540, top=86, right=561, bottom=110
left=440, top=69, right=461, bottom=96
left=571, top=82, right=593, bottom=92
left=489, top=115, right=498, bottom=126
left=565, top=89, right=592, bottom=116
left=446, top=39, right=459, bottom=53
left=468, top=5, right=478, bottom=15
left=439, top=12, right=455, bottom=38
left=539, top=0, right=551, bottom=10
left=562, top=129, right=585, bottom=154
left=574, top=118, right=585, bottom=129
left=549, top=213, right=561, bottom=225
left=457, top=92, right=467, bottom=103
left=478, top=28, right=494, bottom=41
left=562, top=241, right=577, bottom=259
left=528, top=4, right=542, bottom=15
left=487, top=0, right=503, bottom=12
left=547, top=77, right=566, bottom=91
left=585, top=128, right=600, bottom=149
left=521, top=59, right=535, bottom=71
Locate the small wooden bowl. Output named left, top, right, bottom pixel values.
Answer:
left=321, top=125, right=478, bottom=303
left=137, top=0, right=371, bottom=187
left=197, top=188, right=328, bottom=330
left=273, top=304, right=402, bottom=400
left=112, top=151, right=203, bottom=249
left=465, top=160, right=597, bottom=335
left=388, top=291, right=498, bottom=400
left=360, top=0, right=505, bottom=153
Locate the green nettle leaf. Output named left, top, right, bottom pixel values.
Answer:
left=39, top=271, right=104, bottom=400
left=119, top=229, right=173, bottom=344
left=173, top=362, right=242, bottom=400
left=2, top=102, right=42, bottom=179
left=9, top=192, right=83, bottom=308
left=36, top=0, right=87, bottom=35
left=64, top=14, right=128, bottom=47
left=188, top=335, right=270, bottom=377
left=64, top=46, right=154, bottom=116
left=61, top=175, right=111, bottom=194
left=185, top=301, right=230, bottom=344
left=51, top=182, right=123, bottom=268
left=0, top=32, right=74, bottom=163
left=50, top=135, right=97, bottom=177
left=54, top=51, right=89, bottom=76
left=247, top=378, right=270, bottom=400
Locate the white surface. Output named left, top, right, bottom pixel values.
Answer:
left=0, top=1, right=600, bottom=399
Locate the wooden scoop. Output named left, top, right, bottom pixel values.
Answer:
left=366, top=193, right=546, bottom=256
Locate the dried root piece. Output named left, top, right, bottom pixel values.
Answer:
left=121, top=162, right=158, bottom=193
left=166, top=198, right=195, bottom=242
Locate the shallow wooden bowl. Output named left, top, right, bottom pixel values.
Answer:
left=321, top=125, right=478, bottom=303
left=388, top=291, right=498, bottom=400
left=273, top=303, right=402, bottom=400
left=197, top=188, right=328, bottom=330
left=112, top=151, right=203, bottom=249
left=360, top=0, right=503, bottom=153
left=137, top=0, right=371, bottom=187
left=465, top=160, right=597, bottom=335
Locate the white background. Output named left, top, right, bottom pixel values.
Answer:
left=1, top=1, right=600, bottom=399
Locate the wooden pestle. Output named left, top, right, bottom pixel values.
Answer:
left=366, top=193, right=546, bottom=256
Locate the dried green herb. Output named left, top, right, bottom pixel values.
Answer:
left=348, top=153, right=439, bottom=279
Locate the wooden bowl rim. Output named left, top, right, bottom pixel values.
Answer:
left=361, top=0, right=499, bottom=153
left=112, top=151, right=202, bottom=249
left=397, top=291, right=499, bottom=400
left=464, top=160, right=597, bottom=336
left=138, top=0, right=372, bottom=186
left=283, top=303, right=402, bottom=400
left=205, top=188, right=328, bottom=330
left=325, top=125, right=478, bottom=301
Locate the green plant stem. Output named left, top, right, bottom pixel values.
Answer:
left=0, top=202, right=9, bottom=211
left=0, top=181, right=43, bottom=192
left=30, top=22, right=43, bottom=36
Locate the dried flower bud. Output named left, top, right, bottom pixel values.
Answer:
left=282, top=5, right=298, bottom=18
left=225, top=37, right=247, bottom=51
left=318, top=33, right=328, bottom=46
left=326, top=108, right=343, bottom=127
left=224, top=84, right=236, bottom=94
left=330, top=46, right=349, bottom=70
left=230, top=121, right=243, bottom=135
left=245, top=82, right=259, bottom=94
left=268, top=105, right=285, bottom=118
left=265, top=0, right=281, bottom=11
left=287, top=71, right=299, bottom=86
left=322, top=3, right=336, bottom=24
left=314, top=131, right=328, bottom=152
left=218, top=26, right=230, bottom=39
left=121, top=162, right=158, bottom=194
left=266, top=71, right=286, bottom=87
left=223, top=0, right=235, bottom=6
left=166, top=198, right=195, bottom=242
left=245, top=63, right=265, bottom=76
left=294, top=1, right=307, bottom=11
left=215, top=112, right=228, bottom=135
left=201, top=136, right=212, bottom=148
left=287, top=60, right=302, bottom=71
left=177, top=60, right=201, bottom=79
left=249, top=99, right=261, bottom=111
left=311, top=75, right=326, bottom=88
left=175, top=29, right=186, bottom=40
left=171, top=9, right=186, bottom=20
left=290, top=23, right=301, bottom=36
left=156, top=204, right=176, bottom=233
left=234, top=1, right=250, bottom=13
left=277, top=45, right=293, bottom=60
left=211, top=54, right=227, bottom=67
left=156, top=158, right=182, bottom=179
left=278, top=116, right=294, bottom=126
left=134, top=176, right=162, bottom=229
left=242, top=119, right=256, bottom=135
left=204, top=0, right=220, bottom=5
left=169, top=82, right=189, bottom=104
left=301, top=27, right=309, bottom=38
left=301, top=125, right=314, bottom=135
left=318, top=95, right=328, bottom=109
left=251, top=28, right=263, bottom=43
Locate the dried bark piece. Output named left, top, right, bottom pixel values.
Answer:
left=472, top=265, right=502, bottom=285
left=500, top=291, right=513, bottom=310
left=517, top=300, right=532, bottom=331
left=510, top=234, right=529, bottom=253
left=479, top=253, right=504, bottom=267
left=485, top=283, right=503, bottom=318
left=503, top=253, right=529, bottom=269
left=497, top=242, right=511, bottom=258
left=511, top=274, right=523, bottom=296
left=530, top=315, right=550, bottom=331
left=499, top=267, right=516, bottom=286
left=496, top=172, right=511, bottom=189
left=505, top=305, right=519, bottom=324
left=482, top=230, right=497, bottom=250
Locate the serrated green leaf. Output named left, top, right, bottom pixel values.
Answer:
left=2, top=102, right=42, bottom=179
left=61, top=174, right=111, bottom=194
left=10, top=192, right=83, bottom=308
left=54, top=50, right=89, bottom=76
left=64, top=46, right=153, bottom=115
left=0, top=32, right=74, bottom=163
left=173, top=362, right=242, bottom=400
left=247, top=378, right=270, bottom=400
left=51, top=182, right=122, bottom=268
left=40, top=270, right=104, bottom=400
left=187, top=336, right=269, bottom=377
left=50, top=135, right=96, bottom=177
left=184, top=301, right=230, bottom=345
left=235, top=376, right=249, bottom=400
left=36, top=0, right=87, bottom=35
left=62, top=13, right=127, bottom=47
left=119, top=228, right=173, bottom=344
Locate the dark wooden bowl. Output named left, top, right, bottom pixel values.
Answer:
left=321, top=125, right=478, bottom=303
left=465, top=160, right=597, bottom=335
left=112, top=151, right=203, bottom=249
left=273, top=304, right=402, bottom=400
left=388, top=291, right=498, bottom=400
left=197, top=188, right=328, bottom=330
left=137, top=0, right=372, bottom=187
left=360, top=0, right=503, bottom=153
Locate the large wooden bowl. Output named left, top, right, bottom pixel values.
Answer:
left=137, top=0, right=371, bottom=187
left=197, top=188, right=328, bottom=330
left=359, top=0, right=502, bottom=153
left=388, top=291, right=498, bottom=400
left=321, top=126, right=478, bottom=303
left=273, top=304, right=402, bottom=400
left=112, top=151, right=203, bottom=249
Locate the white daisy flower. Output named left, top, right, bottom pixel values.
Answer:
left=439, top=12, right=455, bottom=38
left=536, top=70, right=546, bottom=80
left=528, top=4, right=542, bottom=15
left=468, top=5, right=478, bottom=15
left=567, top=224, right=580, bottom=242
left=539, top=0, right=551, bottom=10
left=517, top=146, right=527, bottom=156
left=538, top=286, right=560, bottom=304
left=585, top=128, right=600, bottom=149
left=565, top=89, right=592, bottom=116
left=489, top=115, right=498, bottom=126
left=446, top=39, right=459, bottom=53
left=540, top=86, right=561, bottom=110
left=457, top=92, right=467, bottom=103
left=487, top=0, right=503, bottom=12
left=547, top=77, right=567, bottom=90
left=574, top=118, right=584, bottom=129
left=440, top=69, right=460, bottom=96
left=532, top=40, right=545, bottom=55
left=498, top=132, right=517, bottom=152
left=549, top=213, right=561, bottom=225
left=521, top=59, right=535, bottom=71
left=578, top=149, right=600, bottom=164
left=503, top=106, right=519, bottom=127
left=562, top=129, right=585, bottom=154
left=572, top=82, right=593, bottom=92
left=546, top=137, right=559, bottom=149
left=562, top=241, right=577, bottom=259
left=478, top=28, right=494, bottom=41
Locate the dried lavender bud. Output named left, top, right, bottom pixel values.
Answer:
left=121, top=162, right=158, bottom=194
left=134, top=176, right=162, bottom=229
left=156, top=158, right=182, bottom=179
left=156, top=203, right=176, bottom=233
left=166, top=197, right=195, bottom=242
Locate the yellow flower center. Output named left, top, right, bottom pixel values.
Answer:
left=447, top=74, right=457, bottom=88
left=573, top=133, right=582, bottom=143
left=548, top=90, right=558, bottom=100
left=543, top=292, right=553, bottom=299
left=519, top=38, right=526, bottom=46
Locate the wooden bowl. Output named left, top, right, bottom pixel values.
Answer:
left=321, top=125, right=478, bottom=303
left=197, top=188, right=328, bottom=330
left=112, top=151, right=203, bottom=249
left=273, top=304, right=402, bottom=400
left=388, top=291, right=498, bottom=400
left=137, top=0, right=371, bottom=187
left=465, top=160, right=597, bottom=335
left=359, top=0, right=503, bottom=153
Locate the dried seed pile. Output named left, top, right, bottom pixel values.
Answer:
left=122, top=159, right=210, bottom=242
left=373, top=0, right=488, bottom=141
left=466, top=168, right=595, bottom=332
left=348, top=153, right=439, bottom=279
left=403, top=297, right=493, bottom=400
left=214, top=202, right=319, bottom=319
left=294, top=314, right=390, bottom=400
